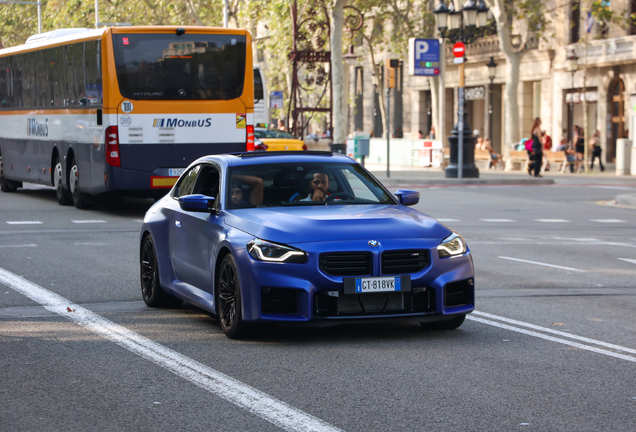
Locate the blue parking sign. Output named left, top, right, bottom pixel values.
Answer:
left=408, top=38, right=440, bottom=77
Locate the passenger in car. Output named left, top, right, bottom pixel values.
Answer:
left=230, top=175, right=263, bottom=207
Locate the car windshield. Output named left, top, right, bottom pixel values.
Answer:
left=254, top=130, right=296, bottom=139
left=226, top=162, right=396, bottom=209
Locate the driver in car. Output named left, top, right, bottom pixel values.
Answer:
left=301, top=172, right=331, bottom=201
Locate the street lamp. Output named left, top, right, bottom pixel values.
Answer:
left=566, top=49, right=579, bottom=145
left=434, top=0, right=493, bottom=179
left=487, top=56, right=497, bottom=143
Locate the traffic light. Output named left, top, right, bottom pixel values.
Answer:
left=385, top=58, right=399, bottom=89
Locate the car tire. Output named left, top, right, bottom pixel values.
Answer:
left=0, top=152, right=18, bottom=193
left=53, top=155, right=72, bottom=205
left=69, top=156, right=92, bottom=209
left=420, top=314, right=466, bottom=330
left=140, top=235, right=183, bottom=308
left=216, top=254, right=252, bottom=339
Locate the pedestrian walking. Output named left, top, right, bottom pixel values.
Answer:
left=589, top=130, right=605, bottom=172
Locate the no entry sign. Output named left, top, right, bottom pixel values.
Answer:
left=452, top=41, right=465, bottom=58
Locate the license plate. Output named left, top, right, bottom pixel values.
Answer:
left=355, top=276, right=401, bottom=293
left=169, top=168, right=185, bottom=177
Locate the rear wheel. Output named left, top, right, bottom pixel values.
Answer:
left=69, top=156, right=92, bottom=209
left=420, top=314, right=466, bottom=330
left=140, top=235, right=183, bottom=308
left=216, top=254, right=252, bottom=339
left=53, top=155, right=72, bottom=205
left=0, top=151, right=18, bottom=193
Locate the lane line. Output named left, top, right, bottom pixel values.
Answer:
left=71, top=220, right=107, bottom=224
left=498, top=256, right=587, bottom=272
left=74, top=242, right=108, bottom=246
left=480, top=219, right=515, bottom=223
left=437, top=218, right=460, bottom=222
left=466, top=316, right=636, bottom=363
left=535, top=219, right=570, bottom=223
left=0, top=244, right=37, bottom=248
left=6, top=221, right=42, bottom=225
left=590, top=219, right=625, bottom=223
left=472, top=311, right=636, bottom=355
left=552, top=237, right=600, bottom=242
left=618, top=258, right=636, bottom=265
left=0, top=267, right=342, bottom=432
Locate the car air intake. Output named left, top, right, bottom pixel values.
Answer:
left=444, top=279, right=472, bottom=307
left=382, top=250, right=428, bottom=274
left=261, top=287, right=298, bottom=314
left=319, top=252, right=372, bottom=277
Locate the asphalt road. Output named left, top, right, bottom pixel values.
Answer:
left=1, top=179, right=635, bottom=432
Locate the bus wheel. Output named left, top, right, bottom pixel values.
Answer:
left=69, top=156, right=92, bottom=209
left=54, top=156, right=72, bottom=205
left=0, top=153, right=18, bottom=193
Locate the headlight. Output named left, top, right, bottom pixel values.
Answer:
left=247, top=239, right=306, bottom=263
left=437, top=232, right=467, bottom=258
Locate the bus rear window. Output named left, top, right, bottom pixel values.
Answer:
left=113, top=33, right=246, bottom=100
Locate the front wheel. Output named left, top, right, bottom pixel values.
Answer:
left=54, top=156, right=72, bottom=205
left=140, top=235, right=183, bottom=308
left=420, top=314, right=466, bottom=330
left=69, top=156, right=92, bottom=209
left=216, top=254, right=252, bottom=339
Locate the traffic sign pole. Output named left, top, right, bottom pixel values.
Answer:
left=453, top=42, right=466, bottom=180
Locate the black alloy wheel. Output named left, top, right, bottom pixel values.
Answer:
left=420, top=314, right=466, bottom=330
left=69, top=156, right=92, bottom=209
left=53, top=155, right=72, bottom=205
left=140, top=235, right=182, bottom=308
left=216, top=254, right=251, bottom=339
left=0, top=151, right=18, bottom=193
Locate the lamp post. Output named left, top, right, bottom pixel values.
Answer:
left=565, top=49, right=579, bottom=145
left=486, top=56, right=497, bottom=143
left=434, top=0, right=492, bottom=179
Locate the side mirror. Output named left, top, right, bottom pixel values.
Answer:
left=178, top=194, right=216, bottom=212
left=394, top=189, right=419, bottom=206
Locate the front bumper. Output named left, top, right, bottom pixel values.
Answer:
left=234, top=238, right=475, bottom=324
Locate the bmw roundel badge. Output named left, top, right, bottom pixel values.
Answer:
left=368, top=240, right=379, bottom=247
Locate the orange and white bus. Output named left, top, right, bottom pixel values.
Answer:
left=0, top=26, right=255, bottom=208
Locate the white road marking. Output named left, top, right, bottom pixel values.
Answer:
left=618, top=258, right=636, bottom=265
left=498, top=256, right=587, bottom=272
left=535, top=219, right=570, bottom=223
left=467, top=316, right=636, bottom=363
left=437, top=218, right=460, bottom=222
left=0, top=244, right=37, bottom=248
left=472, top=311, right=636, bottom=355
left=74, top=242, right=108, bottom=246
left=72, top=220, right=107, bottom=224
left=133, top=219, right=144, bottom=223
left=480, top=219, right=515, bottom=222
left=0, top=267, right=342, bottom=432
left=590, top=186, right=636, bottom=191
left=6, top=221, right=42, bottom=225
left=590, top=219, right=625, bottom=223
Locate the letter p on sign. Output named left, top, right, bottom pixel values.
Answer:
left=415, top=41, right=429, bottom=59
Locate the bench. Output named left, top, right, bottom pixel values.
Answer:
left=542, top=151, right=572, bottom=174
left=505, top=150, right=530, bottom=171
left=474, top=149, right=491, bottom=170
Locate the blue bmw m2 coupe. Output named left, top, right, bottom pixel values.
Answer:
left=139, top=151, right=474, bottom=338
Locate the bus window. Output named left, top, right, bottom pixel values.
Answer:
left=254, top=68, right=263, bottom=102
left=112, top=34, right=246, bottom=100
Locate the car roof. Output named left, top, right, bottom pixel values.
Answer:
left=195, top=151, right=354, bottom=168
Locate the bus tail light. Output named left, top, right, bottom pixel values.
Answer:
left=105, top=126, right=121, bottom=167
left=246, top=125, right=255, bottom=152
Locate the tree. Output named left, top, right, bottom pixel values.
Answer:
left=485, top=0, right=624, bottom=157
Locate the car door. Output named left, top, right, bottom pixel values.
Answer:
left=169, top=163, right=222, bottom=291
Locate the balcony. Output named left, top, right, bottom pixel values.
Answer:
left=569, top=35, right=636, bottom=67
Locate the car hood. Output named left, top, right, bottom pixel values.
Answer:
left=224, top=205, right=452, bottom=244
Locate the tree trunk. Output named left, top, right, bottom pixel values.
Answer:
left=488, top=0, right=526, bottom=158
left=330, top=0, right=347, bottom=143
left=364, top=35, right=387, bottom=137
